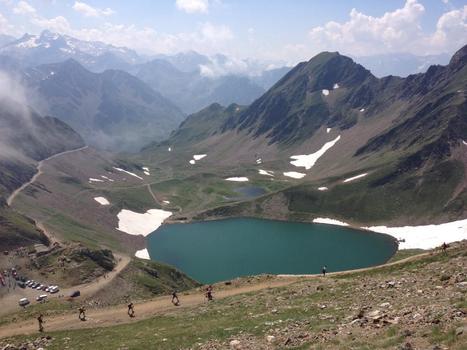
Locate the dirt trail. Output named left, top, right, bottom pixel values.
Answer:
left=7, top=146, right=89, bottom=206
left=0, top=250, right=435, bottom=339
left=0, top=278, right=294, bottom=338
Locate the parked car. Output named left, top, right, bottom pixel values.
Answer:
left=36, top=294, right=48, bottom=302
left=18, top=298, right=30, bottom=307
left=69, top=290, right=80, bottom=298
left=49, top=286, right=59, bottom=294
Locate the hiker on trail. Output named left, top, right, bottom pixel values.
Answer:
left=127, top=302, right=135, bottom=317
left=37, top=314, right=44, bottom=332
left=78, top=306, right=86, bottom=321
left=172, top=291, right=180, bottom=306
left=441, top=242, right=448, bottom=253
left=205, top=285, right=213, bottom=301
left=322, top=266, right=327, bottom=277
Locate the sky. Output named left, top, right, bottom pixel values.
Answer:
left=0, top=0, right=466, bottom=64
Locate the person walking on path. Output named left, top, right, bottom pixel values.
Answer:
left=37, top=314, right=44, bottom=332
left=441, top=242, right=448, bottom=253
left=78, top=306, right=86, bottom=321
left=127, top=302, right=135, bottom=317
left=322, top=266, right=327, bottom=277
left=205, top=285, right=213, bottom=301
left=172, top=291, right=180, bottom=306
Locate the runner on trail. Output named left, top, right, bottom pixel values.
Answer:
left=37, top=314, right=44, bottom=332
left=78, top=306, right=86, bottom=321
left=322, top=265, right=327, bottom=277
left=172, top=291, right=180, bottom=306
left=127, top=302, right=135, bottom=317
left=205, top=285, right=213, bottom=301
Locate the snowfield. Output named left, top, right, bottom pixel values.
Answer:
left=363, top=219, right=467, bottom=250
left=94, top=197, right=110, bottom=205
left=189, top=160, right=196, bottom=164
left=322, top=89, right=329, bottom=96
left=290, top=135, right=341, bottom=170
left=225, top=177, right=249, bottom=182
left=163, top=200, right=170, bottom=204
left=135, top=248, right=150, bottom=260
left=360, top=108, right=365, bottom=112
left=116, top=209, right=172, bottom=237
left=113, top=167, right=143, bottom=180
left=318, top=187, right=328, bottom=191
left=283, top=171, right=306, bottom=179
left=142, top=167, right=150, bottom=176
left=312, top=217, right=467, bottom=249
left=343, top=173, right=368, bottom=183
left=463, top=140, right=467, bottom=145
left=333, top=83, right=339, bottom=89
left=89, top=178, right=104, bottom=182
left=326, top=128, right=331, bottom=133
left=259, top=169, right=274, bottom=177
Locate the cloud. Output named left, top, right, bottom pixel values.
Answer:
left=32, top=15, right=71, bottom=33
left=176, top=0, right=209, bottom=13
left=72, top=1, right=114, bottom=17
left=306, top=0, right=467, bottom=57
left=429, top=5, right=467, bottom=53
left=64, top=21, right=233, bottom=55
left=12, top=0, right=36, bottom=15
left=308, top=0, right=425, bottom=56
left=0, top=12, right=15, bottom=35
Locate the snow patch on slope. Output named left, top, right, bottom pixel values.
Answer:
left=259, top=169, right=274, bottom=177
left=343, top=173, right=367, bottom=183
left=135, top=248, right=150, bottom=260
left=94, top=197, right=110, bottom=205
left=193, top=154, right=206, bottom=160
left=322, top=89, right=329, bottom=96
left=113, top=167, right=143, bottom=180
left=116, top=209, right=172, bottom=237
left=313, top=218, right=349, bottom=226
left=290, top=135, right=341, bottom=170
left=283, top=172, right=306, bottom=179
left=225, top=177, right=249, bottom=182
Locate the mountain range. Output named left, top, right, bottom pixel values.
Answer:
left=20, top=59, right=185, bottom=151
left=146, top=44, right=467, bottom=225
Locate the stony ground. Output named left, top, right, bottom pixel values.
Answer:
left=0, top=242, right=466, bottom=350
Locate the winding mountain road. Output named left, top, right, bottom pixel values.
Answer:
left=6, top=146, right=89, bottom=206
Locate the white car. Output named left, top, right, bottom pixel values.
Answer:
left=49, top=286, right=59, bottom=294
left=36, top=294, right=48, bottom=302
left=18, top=298, right=30, bottom=307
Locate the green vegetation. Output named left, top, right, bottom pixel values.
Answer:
left=388, top=249, right=425, bottom=263
left=0, top=205, right=48, bottom=251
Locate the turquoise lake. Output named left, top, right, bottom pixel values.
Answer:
left=147, top=218, right=397, bottom=283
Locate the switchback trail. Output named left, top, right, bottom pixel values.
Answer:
left=6, top=146, right=89, bottom=206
